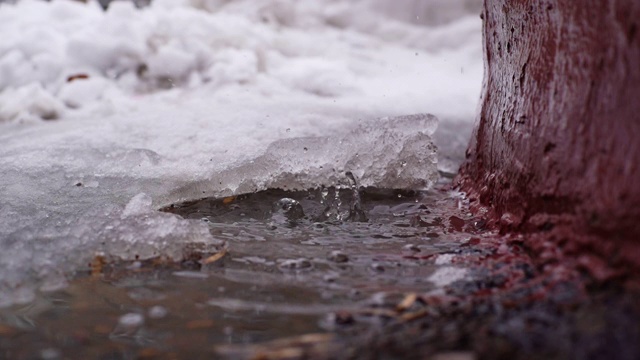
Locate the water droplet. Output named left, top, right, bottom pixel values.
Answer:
left=272, top=198, right=305, bottom=223
left=303, top=147, right=308, bottom=152
left=148, top=305, right=168, bottom=319
left=119, top=313, right=144, bottom=327
left=401, top=160, right=407, bottom=167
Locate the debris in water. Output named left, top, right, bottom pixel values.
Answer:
left=396, top=293, right=419, bottom=312
left=202, top=247, right=228, bottom=265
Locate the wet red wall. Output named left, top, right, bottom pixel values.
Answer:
left=457, top=0, right=640, bottom=279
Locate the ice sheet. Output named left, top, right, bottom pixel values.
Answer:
left=0, top=0, right=482, bottom=306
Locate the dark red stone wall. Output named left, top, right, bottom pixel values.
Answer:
left=457, top=0, right=640, bottom=279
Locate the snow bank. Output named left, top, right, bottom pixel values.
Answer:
left=0, top=0, right=482, bottom=306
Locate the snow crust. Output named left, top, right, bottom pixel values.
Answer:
left=0, top=0, right=482, bottom=306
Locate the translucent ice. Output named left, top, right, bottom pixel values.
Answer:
left=213, top=114, right=438, bottom=194
left=0, top=0, right=482, bottom=306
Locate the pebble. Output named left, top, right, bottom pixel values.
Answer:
left=402, top=244, right=420, bottom=252
left=370, top=263, right=385, bottom=272
left=278, top=258, right=312, bottom=270
left=327, top=250, right=349, bottom=263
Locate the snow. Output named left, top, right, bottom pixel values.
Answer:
left=435, top=253, right=456, bottom=265
left=0, top=0, right=482, bottom=306
left=428, top=266, right=468, bottom=287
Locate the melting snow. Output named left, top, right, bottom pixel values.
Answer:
left=428, top=267, right=468, bottom=288
left=0, top=0, right=482, bottom=306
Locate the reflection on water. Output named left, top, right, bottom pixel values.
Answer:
left=0, top=186, right=489, bottom=358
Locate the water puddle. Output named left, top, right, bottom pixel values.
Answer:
left=0, top=184, right=489, bottom=358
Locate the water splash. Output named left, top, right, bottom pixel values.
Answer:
left=345, top=171, right=367, bottom=222
left=271, top=198, right=305, bottom=227
left=315, top=172, right=367, bottom=223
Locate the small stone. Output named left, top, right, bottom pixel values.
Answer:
left=402, top=244, right=420, bottom=252
left=323, top=273, right=338, bottom=282
left=327, top=250, right=349, bottom=263
left=370, top=263, right=385, bottom=272
left=332, top=311, right=354, bottom=325
left=278, top=258, right=312, bottom=271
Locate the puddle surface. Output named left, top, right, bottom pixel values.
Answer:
left=0, top=186, right=489, bottom=358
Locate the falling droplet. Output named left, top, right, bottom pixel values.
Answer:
left=344, top=172, right=367, bottom=222
left=320, top=187, right=329, bottom=204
